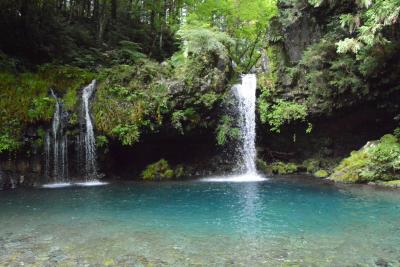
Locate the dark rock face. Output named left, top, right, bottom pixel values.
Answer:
left=278, top=0, right=322, bottom=63
left=0, top=157, right=43, bottom=190
left=282, top=15, right=322, bottom=63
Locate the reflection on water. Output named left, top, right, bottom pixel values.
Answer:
left=0, top=177, right=400, bottom=266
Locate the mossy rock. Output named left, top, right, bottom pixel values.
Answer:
left=270, top=161, right=298, bottom=175
left=314, top=169, right=328, bottom=178
left=330, top=133, right=400, bottom=183
left=256, top=159, right=271, bottom=174
left=257, top=159, right=299, bottom=175
left=381, top=180, right=400, bottom=188
left=141, top=159, right=174, bottom=181
left=174, top=165, right=185, bottom=179
left=302, top=159, right=321, bottom=173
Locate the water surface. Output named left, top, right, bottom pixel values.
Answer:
left=1, top=177, right=400, bottom=266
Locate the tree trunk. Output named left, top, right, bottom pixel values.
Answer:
left=97, top=0, right=108, bottom=44
left=111, top=0, right=117, bottom=20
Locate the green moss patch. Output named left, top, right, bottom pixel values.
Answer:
left=331, top=133, right=400, bottom=183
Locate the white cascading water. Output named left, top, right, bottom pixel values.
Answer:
left=81, top=80, right=98, bottom=180
left=43, top=90, right=69, bottom=186
left=234, top=74, right=257, bottom=174
left=202, top=74, right=265, bottom=182
left=43, top=83, right=107, bottom=188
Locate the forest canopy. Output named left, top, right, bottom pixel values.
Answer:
left=0, top=0, right=277, bottom=71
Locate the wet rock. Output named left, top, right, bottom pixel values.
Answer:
left=375, top=258, right=389, bottom=267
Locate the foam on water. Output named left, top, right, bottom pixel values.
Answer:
left=75, top=180, right=109, bottom=187
left=42, top=183, right=73, bottom=188
left=201, top=173, right=267, bottom=182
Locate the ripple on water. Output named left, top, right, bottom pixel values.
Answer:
left=1, top=179, right=400, bottom=266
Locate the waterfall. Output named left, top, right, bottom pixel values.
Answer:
left=202, top=74, right=265, bottom=182
left=80, top=80, right=98, bottom=180
left=44, top=90, right=69, bottom=183
left=234, top=74, right=257, bottom=174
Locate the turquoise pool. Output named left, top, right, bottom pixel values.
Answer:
left=0, top=176, right=399, bottom=266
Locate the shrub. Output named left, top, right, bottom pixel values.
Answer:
left=259, top=98, right=309, bottom=133
left=314, top=170, right=329, bottom=178
left=141, top=159, right=174, bottom=181
left=331, top=134, right=400, bottom=183
left=270, top=161, right=298, bottom=175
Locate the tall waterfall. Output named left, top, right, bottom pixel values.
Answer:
left=44, top=90, right=69, bottom=182
left=202, top=74, right=265, bottom=182
left=234, top=74, right=257, bottom=174
left=80, top=80, right=98, bottom=180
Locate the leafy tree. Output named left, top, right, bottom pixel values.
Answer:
left=337, top=0, right=400, bottom=55
left=182, top=0, right=277, bottom=73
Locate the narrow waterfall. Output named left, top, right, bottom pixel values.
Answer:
left=80, top=80, right=98, bottom=180
left=234, top=74, right=258, bottom=175
left=44, top=90, right=69, bottom=182
left=201, top=74, right=265, bottom=182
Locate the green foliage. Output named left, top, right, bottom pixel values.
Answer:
left=0, top=132, right=20, bottom=153
left=111, top=124, right=140, bottom=146
left=178, top=24, right=234, bottom=59
left=256, top=159, right=270, bottom=174
left=171, top=108, right=198, bottom=134
left=283, top=37, right=372, bottom=115
left=216, top=116, right=240, bottom=146
left=314, top=170, right=329, bottom=178
left=331, top=134, right=400, bottom=183
left=174, top=165, right=185, bottom=179
left=361, top=135, right=400, bottom=181
left=270, top=161, right=298, bottom=175
left=93, top=43, right=228, bottom=146
left=183, top=0, right=278, bottom=72
left=109, top=41, right=147, bottom=65
left=141, top=159, right=174, bottom=181
left=381, top=180, right=400, bottom=188
left=0, top=65, right=94, bottom=153
left=27, top=97, right=55, bottom=121
left=94, top=62, right=171, bottom=145
left=308, top=0, right=323, bottom=7
left=302, top=159, right=322, bottom=174
left=337, top=0, right=400, bottom=55
left=259, top=98, right=308, bottom=133
left=96, top=135, right=109, bottom=149
left=257, top=159, right=299, bottom=175
left=331, top=149, right=372, bottom=183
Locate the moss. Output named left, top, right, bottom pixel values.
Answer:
left=381, top=180, right=400, bottom=188
left=174, top=165, right=185, bottom=179
left=257, top=159, right=299, bottom=175
left=330, top=150, right=370, bottom=183
left=93, top=54, right=227, bottom=146
left=0, top=64, right=95, bottom=153
left=270, top=161, right=298, bottom=175
left=257, top=159, right=271, bottom=174
left=302, top=159, right=321, bottom=173
left=314, top=170, right=329, bottom=178
left=331, top=133, right=400, bottom=183
left=141, top=159, right=175, bottom=181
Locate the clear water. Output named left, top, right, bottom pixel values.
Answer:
left=1, top=177, right=400, bottom=266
